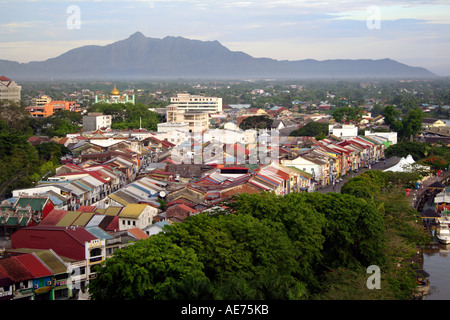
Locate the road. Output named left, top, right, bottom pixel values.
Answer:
left=317, top=156, right=401, bottom=193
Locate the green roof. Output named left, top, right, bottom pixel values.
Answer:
left=285, top=166, right=312, bottom=178
left=103, top=206, right=123, bottom=216
left=72, top=212, right=95, bottom=226
left=7, top=249, right=68, bottom=274
left=55, top=211, right=82, bottom=227
left=14, top=197, right=48, bottom=211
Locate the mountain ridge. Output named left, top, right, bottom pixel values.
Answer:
left=0, top=32, right=436, bottom=80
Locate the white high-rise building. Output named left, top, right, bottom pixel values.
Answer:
left=170, top=93, right=222, bottom=113
left=83, top=113, right=112, bottom=131
left=0, top=75, right=21, bottom=103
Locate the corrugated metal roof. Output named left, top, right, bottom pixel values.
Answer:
left=108, top=193, right=129, bottom=206
left=119, top=204, right=148, bottom=219
left=72, top=212, right=96, bottom=226
left=85, top=226, right=113, bottom=240
left=55, top=211, right=82, bottom=227
left=14, top=253, right=53, bottom=278
left=14, top=197, right=48, bottom=211
left=0, top=257, right=33, bottom=282
left=40, top=209, right=68, bottom=226
left=85, top=214, right=106, bottom=228
left=34, top=250, right=68, bottom=274
left=103, top=206, right=123, bottom=216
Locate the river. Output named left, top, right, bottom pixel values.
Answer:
left=424, top=243, right=450, bottom=300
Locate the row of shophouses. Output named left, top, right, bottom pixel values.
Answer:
left=0, top=126, right=393, bottom=300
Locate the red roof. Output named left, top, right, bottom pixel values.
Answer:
left=40, top=209, right=68, bottom=226
left=0, top=258, right=32, bottom=282
left=166, top=199, right=196, bottom=208
left=105, top=216, right=119, bottom=231
left=11, top=226, right=98, bottom=260
left=14, top=253, right=53, bottom=278
left=77, top=206, right=97, bottom=212
left=0, top=75, right=11, bottom=81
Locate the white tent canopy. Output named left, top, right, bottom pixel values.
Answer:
left=383, top=154, right=430, bottom=173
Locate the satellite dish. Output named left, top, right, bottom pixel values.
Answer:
left=159, top=191, right=166, bottom=198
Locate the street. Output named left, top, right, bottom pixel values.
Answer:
left=317, top=156, right=401, bottom=193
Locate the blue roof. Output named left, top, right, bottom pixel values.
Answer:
left=48, top=195, right=63, bottom=205
left=5, top=197, right=17, bottom=204
left=130, top=183, right=155, bottom=195
left=154, top=221, right=170, bottom=228
left=85, top=226, right=113, bottom=240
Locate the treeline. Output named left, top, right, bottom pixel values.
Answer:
left=89, top=170, right=428, bottom=300
left=87, top=102, right=161, bottom=131
left=0, top=100, right=70, bottom=199
left=385, top=141, right=450, bottom=171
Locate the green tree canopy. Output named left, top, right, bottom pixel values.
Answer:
left=88, top=233, right=208, bottom=300
left=290, top=121, right=329, bottom=137
left=332, top=106, right=364, bottom=124
left=88, top=102, right=161, bottom=131
left=239, top=115, right=273, bottom=130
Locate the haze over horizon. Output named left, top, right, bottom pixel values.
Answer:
left=1, top=0, right=449, bottom=76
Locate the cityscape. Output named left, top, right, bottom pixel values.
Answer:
left=0, top=0, right=449, bottom=312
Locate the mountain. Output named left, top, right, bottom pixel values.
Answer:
left=0, top=31, right=436, bottom=80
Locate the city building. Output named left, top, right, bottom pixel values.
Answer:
left=118, top=203, right=158, bottom=231
left=26, top=95, right=81, bottom=118
left=170, top=93, right=222, bottom=113
left=94, top=85, right=135, bottom=105
left=0, top=75, right=21, bottom=103
left=163, top=105, right=209, bottom=133
left=328, top=124, right=358, bottom=140
left=82, top=113, right=112, bottom=131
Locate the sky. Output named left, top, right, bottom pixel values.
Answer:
left=1, top=0, right=449, bottom=76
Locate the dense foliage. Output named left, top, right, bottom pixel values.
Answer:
left=290, top=121, right=329, bottom=139
left=238, top=115, right=273, bottom=130
left=332, top=106, right=364, bottom=124
left=382, top=106, right=424, bottom=141
left=0, top=100, right=70, bottom=198
left=385, top=141, right=450, bottom=170
left=88, top=102, right=161, bottom=131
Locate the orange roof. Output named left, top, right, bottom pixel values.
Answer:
left=127, top=228, right=149, bottom=240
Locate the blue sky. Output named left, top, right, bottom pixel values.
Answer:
left=1, top=0, right=449, bottom=76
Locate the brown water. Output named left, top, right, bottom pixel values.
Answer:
left=424, top=244, right=450, bottom=300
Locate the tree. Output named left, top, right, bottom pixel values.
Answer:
left=382, top=105, right=399, bottom=127
left=88, top=102, right=161, bottom=131
left=384, top=141, right=427, bottom=160
left=0, top=99, right=31, bottom=132
left=166, top=212, right=306, bottom=299
left=290, top=121, right=328, bottom=137
left=239, top=115, right=273, bottom=130
left=88, top=233, right=209, bottom=300
left=402, top=107, right=424, bottom=140
left=302, top=192, right=386, bottom=269
left=332, top=106, right=364, bottom=124
left=35, top=142, right=70, bottom=163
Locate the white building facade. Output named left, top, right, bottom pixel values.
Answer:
left=170, top=93, right=222, bottom=113
left=0, top=75, right=21, bottom=103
